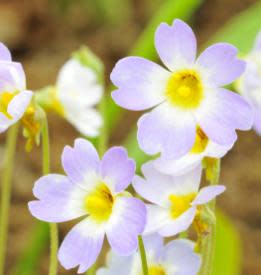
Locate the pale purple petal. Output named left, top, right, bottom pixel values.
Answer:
left=154, top=154, right=202, bottom=176
left=143, top=204, right=170, bottom=235
left=111, top=57, right=169, bottom=110
left=206, top=141, right=234, bottom=158
left=155, top=19, right=197, bottom=71
left=0, top=43, right=11, bottom=61
left=143, top=234, right=164, bottom=261
left=61, top=138, right=99, bottom=186
left=161, top=239, right=201, bottom=275
left=197, top=43, right=245, bottom=86
left=100, top=147, right=135, bottom=193
left=192, top=185, right=226, bottom=206
left=196, top=88, right=254, bottom=145
left=253, top=108, right=261, bottom=135
left=137, top=102, right=196, bottom=159
left=106, top=197, right=146, bottom=255
left=8, top=90, right=33, bottom=120
left=58, top=218, right=105, bottom=273
left=28, top=174, right=86, bottom=222
left=159, top=207, right=196, bottom=237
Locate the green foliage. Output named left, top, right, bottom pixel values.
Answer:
left=11, top=222, right=49, bottom=275
left=213, top=210, right=242, bottom=275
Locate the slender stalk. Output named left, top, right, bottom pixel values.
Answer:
left=42, top=114, right=58, bottom=275
left=199, top=159, right=221, bottom=275
left=0, top=123, right=19, bottom=275
left=138, top=235, right=149, bottom=275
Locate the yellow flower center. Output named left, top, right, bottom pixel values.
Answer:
left=51, top=87, right=65, bottom=116
left=190, top=127, right=209, bottom=154
left=165, top=69, right=203, bottom=109
left=148, top=265, right=166, bottom=275
left=0, top=92, right=16, bottom=119
left=169, top=193, right=196, bottom=219
left=84, top=183, right=114, bottom=223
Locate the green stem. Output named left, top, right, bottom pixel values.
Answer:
left=138, top=235, right=149, bottom=275
left=0, top=123, right=19, bottom=275
left=199, top=159, right=221, bottom=275
left=42, top=114, right=58, bottom=275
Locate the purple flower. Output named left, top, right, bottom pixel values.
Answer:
left=97, top=234, right=201, bottom=275
left=237, top=31, right=261, bottom=135
left=28, top=138, right=146, bottom=273
left=111, top=19, right=253, bottom=160
left=0, top=43, right=33, bottom=132
left=133, top=162, right=225, bottom=236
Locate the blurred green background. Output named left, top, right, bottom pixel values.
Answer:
left=0, top=0, right=261, bottom=274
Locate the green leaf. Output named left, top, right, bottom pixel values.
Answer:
left=208, top=1, right=261, bottom=54
left=213, top=210, right=242, bottom=275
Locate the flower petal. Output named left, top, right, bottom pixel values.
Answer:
left=8, top=90, right=33, bottom=120
left=196, top=88, right=254, bottom=145
left=106, top=197, right=146, bottom=255
left=205, top=140, right=234, bottom=158
left=28, top=174, right=87, bottom=222
left=192, top=185, right=226, bottom=206
left=137, top=102, right=196, bottom=159
left=154, top=153, right=203, bottom=176
left=100, top=147, right=135, bottom=193
left=155, top=19, right=197, bottom=71
left=111, top=57, right=169, bottom=110
left=0, top=43, right=11, bottom=61
left=197, top=43, right=245, bottom=86
left=58, top=218, right=105, bottom=273
left=254, top=108, right=261, bottom=135
left=57, top=59, right=103, bottom=107
left=61, top=138, right=100, bottom=187
left=159, top=207, right=196, bottom=237
left=66, top=108, right=103, bottom=137
left=143, top=204, right=170, bottom=235
left=161, top=239, right=201, bottom=275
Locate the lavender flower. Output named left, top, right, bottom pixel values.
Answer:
left=111, top=19, right=253, bottom=160
left=29, top=138, right=146, bottom=273
left=97, top=234, right=201, bottom=275
left=0, top=43, right=32, bottom=132
left=133, top=162, right=225, bottom=236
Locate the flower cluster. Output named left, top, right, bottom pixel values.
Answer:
left=25, top=19, right=257, bottom=275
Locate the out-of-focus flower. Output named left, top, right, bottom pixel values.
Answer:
left=111, top=19, right=253, bottom=161
left=28, top=138, right=146, bottom=273
left=154, top=127, right=233, bottom=176
left=133, top=162, right=225, bottom=236
left=36, top=47, right=104, bottom=137
left=97, top=234, right=201, bottom=275
left=0, top=43, right=33, bottom=132
left=237, top=32, right=261, bottom=134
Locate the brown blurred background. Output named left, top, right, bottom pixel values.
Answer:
left=0, top=0, right=260, bottom=274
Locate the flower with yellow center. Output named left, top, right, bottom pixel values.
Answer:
left=111, top=19, right=253, bottom=161
left=29, top=138, right=146, bottom=273
left=153, top=125, right=234, bottom=176
left=0, top=43, right=33, bottom=133
left=133, top=162, right=225, bottom=237
left=97, top=234, right=201, bottom=275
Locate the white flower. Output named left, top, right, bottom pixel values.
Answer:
left=55, top=58, right=103, bottom=137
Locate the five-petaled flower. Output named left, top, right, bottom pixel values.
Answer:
left=97, top=234, right=201, bottom=275
left=237, top=31, right=261, bottom=135
left=0, top=43, right=33, bottom=132
left=133, top=162, right=225, bottom=236
left=53, top=58, right=103, bottom=137
left=28, top=138, right=146, bottom=273
left=111, top=19, right=253, bottom=160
